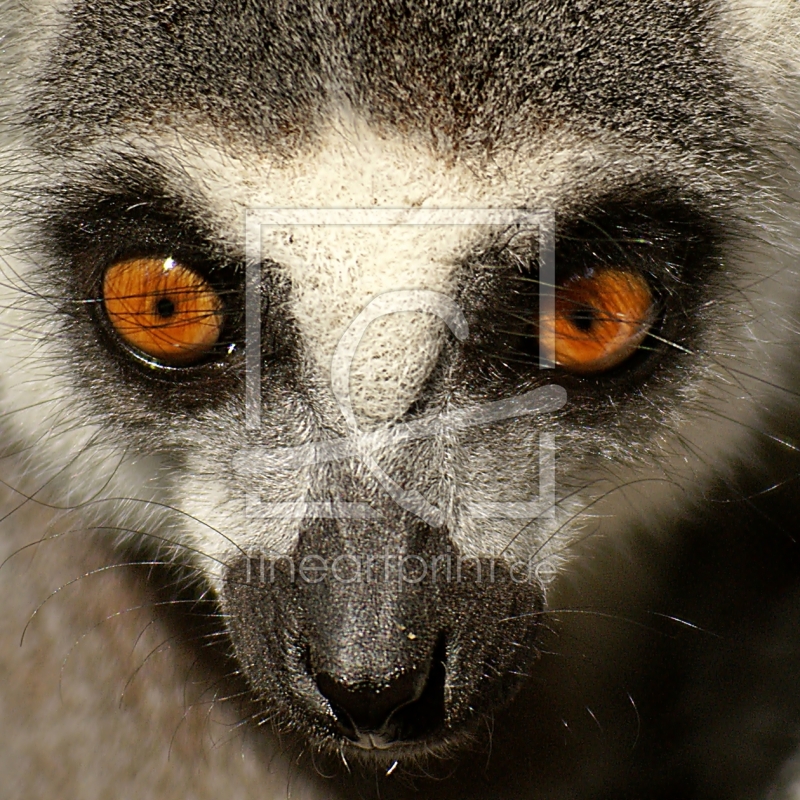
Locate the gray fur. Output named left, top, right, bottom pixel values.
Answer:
left=30, top=0, right=747, bottom=159
left=1, top=1, right=800, bottom=798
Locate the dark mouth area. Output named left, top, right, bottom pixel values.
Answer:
left=318, top=634, right=449, bottom=748
left=222, top=550, right=544, bottom=759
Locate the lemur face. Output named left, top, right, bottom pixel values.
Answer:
left=1, top=0, right=797, bottom=764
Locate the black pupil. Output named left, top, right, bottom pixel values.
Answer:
left=569, top=305, right=596, bottom=332
left=155, top=296, right=176, bottom=319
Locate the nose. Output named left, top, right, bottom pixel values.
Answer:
left=314, top=637, right=446, bottom=743
left=317, top=669, right=421, bottom=733
left=223, top=539, right=544, bottom=754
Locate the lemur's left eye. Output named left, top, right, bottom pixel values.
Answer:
left=103, top=257, right=224, bottom=366
left=539, top=268, right=655, bottom=374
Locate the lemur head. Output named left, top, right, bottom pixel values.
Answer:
left=1, top=0, right=796, bottom=762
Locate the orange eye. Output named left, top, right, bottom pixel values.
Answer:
left=540, top=269, right=655, bottom=374
left=103, top=257, right=224, bottom=366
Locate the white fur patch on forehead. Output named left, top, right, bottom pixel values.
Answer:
left=207, top=119, right=497, bottom=422
left=264, top=219, right=462, bottom=423
left=725, top=0, right=799, bottom=34
left=722, top=0, right=800, bottom=74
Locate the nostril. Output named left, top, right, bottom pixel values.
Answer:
left=315, top=635, right=447, bottom=743
left=317, top=670, right=422, bottom=734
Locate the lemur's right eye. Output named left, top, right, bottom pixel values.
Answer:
left=538, top=268, right=656, bottom=374
left=103, top=256, right=224, bottom=366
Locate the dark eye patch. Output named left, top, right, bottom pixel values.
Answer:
left=453, top=186, right=728, bottom=399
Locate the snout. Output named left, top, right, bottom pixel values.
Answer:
left=223, top=518, right=543, bottom=757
